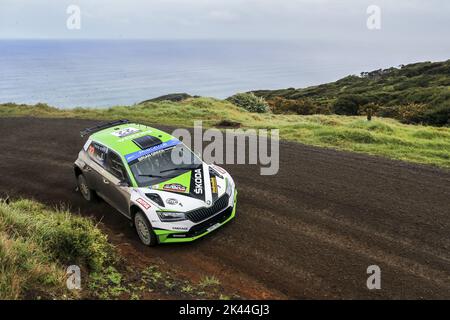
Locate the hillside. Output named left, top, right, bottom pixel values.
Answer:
left=1, top=99, right=449, bottom=168
left=252, top=60, right=450, bottom=125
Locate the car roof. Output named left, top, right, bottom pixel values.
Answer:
left=89, top=123, right=176, bottom=156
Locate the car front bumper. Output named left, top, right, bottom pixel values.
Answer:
left=155, top=190, right=237, bottom=243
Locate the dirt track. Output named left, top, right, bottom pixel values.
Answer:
left=1, top=117, right=449, bottom=299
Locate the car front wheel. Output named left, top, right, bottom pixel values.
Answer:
left=134, top=211, right=158, bottom=246
left=77, top=174, right=95, bottom=201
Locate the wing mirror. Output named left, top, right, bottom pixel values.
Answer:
left=118, top=180, right=129, bottom=187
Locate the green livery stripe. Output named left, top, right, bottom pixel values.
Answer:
left=151, top=170, right=191, bottom=193
left=154, top=229, right=184, bottom=235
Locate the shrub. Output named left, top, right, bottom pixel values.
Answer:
left=226, top=93, right=269, bottom=113
left=332, top=95, right=368, bottom=115
left=359, top=102, right=381, bottom=121
left=268, top=97, right=319, bottom=115
left=358, top=103, right=378, bottom=114
left=423, top=104, right=450, bottom=126
left=396, top=103, right=429, bottom=124
left=215, top=119, right=241, bottom=128
left=375, top=106, right=399, bottom=118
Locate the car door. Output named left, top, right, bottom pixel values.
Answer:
left=96, top=150, right=132, bottom=218
left=83, top=141, right=109, bottom=192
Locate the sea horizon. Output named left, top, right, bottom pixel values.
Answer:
left=1, top=39, right=449, bottom=108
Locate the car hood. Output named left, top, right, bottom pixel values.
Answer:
left=141, top=163, right=228, bottom=211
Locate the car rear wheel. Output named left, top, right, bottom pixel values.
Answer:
left=134, top=211, right=158, bottom=246
left=77, top=174, right=94, bottom=201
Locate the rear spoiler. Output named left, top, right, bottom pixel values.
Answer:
left=80, top=119, right=130, bottom=137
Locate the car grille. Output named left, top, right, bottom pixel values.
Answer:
left=168, top=207, right=233, bottom=239
left=186, top=194, right=230, bottom=223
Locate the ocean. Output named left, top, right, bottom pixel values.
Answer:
left=0, top=39, right=448, bottom=108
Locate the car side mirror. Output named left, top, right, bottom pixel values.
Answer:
left=118, top=180, right=129, bottom=187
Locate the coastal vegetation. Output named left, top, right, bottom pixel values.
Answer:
left=1, top=97, right=449, bottom=168
left=252, top=60, right=450, bottom=126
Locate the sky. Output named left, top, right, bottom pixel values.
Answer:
left=0, top=0, right=449, bottom=42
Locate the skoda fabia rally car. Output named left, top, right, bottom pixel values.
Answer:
left=74, top=120, right=237, bottom=246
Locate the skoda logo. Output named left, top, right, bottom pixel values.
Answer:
left=166, top=198, right=178, bottom=205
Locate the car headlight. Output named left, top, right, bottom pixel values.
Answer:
left=156, top=210, right=186, bottom=222
left=209, top=166, right=224, bottom=179
left=226, top=177, right=234, bottom=196
left=225, top=178, right=236, bottom=206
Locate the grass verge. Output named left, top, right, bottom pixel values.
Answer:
left=0, top=198, right=236, bottom=300
left=1, top=98, right=449, bottom=168
left=0, top=198, right=114, bottom=299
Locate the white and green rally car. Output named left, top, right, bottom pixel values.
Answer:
left=74, top=120, right=237, bottom=246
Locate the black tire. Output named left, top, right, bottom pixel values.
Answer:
left=134, top=211, right=158, bottom=246
left=77, top=174, right=95, bottom=201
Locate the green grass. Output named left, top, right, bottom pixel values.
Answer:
left=199, top=276, right=221, bottom=288
left=0, top=232, right=67, bottom=299
left=0, top=198, right=115, bottom=299
left=0, top=198, right=235, bottom=300
left=1, top=98, right=449, bottom=168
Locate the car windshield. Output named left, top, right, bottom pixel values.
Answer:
left=129, top=143, right=201, bottom=187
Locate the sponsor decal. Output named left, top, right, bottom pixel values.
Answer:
left=125, top=139, right=180, bottom=163
left=166, top=198, right=178, bottom=205
left=163, top=183, right=187, bottom=193
left=210, top=177, right=218, bottom=194
left=88, top=142, right=107, bottom=164
left=189, top=167, right=205, bottom=201
left=173, top=226, right=188, bottom=231
left=136, top=198, right=151, bottom=210
left=111, top=127, right=140, bottom=138
left=137, top=149, right=165, bottom=162
left=193, top=168, right=203, bottom=195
